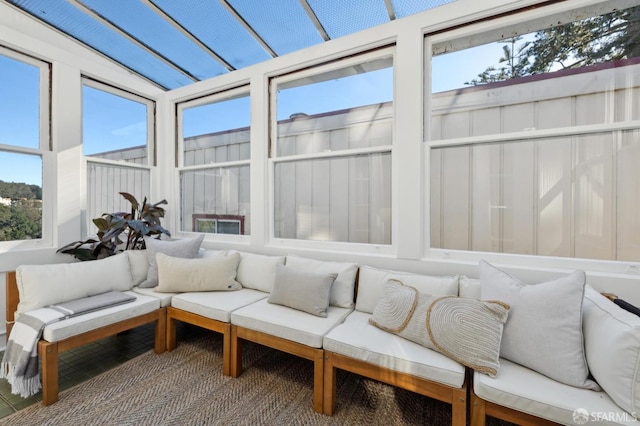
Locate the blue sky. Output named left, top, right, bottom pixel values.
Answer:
left=0, top=40, right=507, bottom=187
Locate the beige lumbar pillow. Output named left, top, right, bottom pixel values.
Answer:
left=154, top=251, right=241, bottom=293
left=370, top=279, right=510, bottom=377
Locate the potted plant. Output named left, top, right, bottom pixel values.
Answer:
left=58, top=192, right=170, bottom=261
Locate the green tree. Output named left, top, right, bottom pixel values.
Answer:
left=466, top=37, right=531, bottom=85
left=0, top=204, right=41, bottom=241
left=466, top=6, right=640, bottom=85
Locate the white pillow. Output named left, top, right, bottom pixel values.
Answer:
left=139, top=235, right=204, bottom=288
left=459, top=276, right=481, bottom=300
left=268, top=265, right=337, bottom=317
left=236, top=252, right=286, bottom=293
left=480, top=260, right=599, bottom=390
left=284, top=255, right=358, bottom=308
left=583, top=285, right=640, bottom=417
left=16, top=253, right=134, bottom=315
left=355, top=265, right=459, bottom=314
left=155, top=252, right=242, bottom=293
left=126, top=249, right=149, bottom=286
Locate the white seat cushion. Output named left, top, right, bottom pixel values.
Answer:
left=42, top=292, right=160, bottom=342
left=171, top=289, right=268, bottom=322
left=132, top=286, right=175, bottom=307
left=231, top=299, right=352, bottom=348
left=474, top=359, right=636, bottom=425
left=323, top=311, right=465, bottom=388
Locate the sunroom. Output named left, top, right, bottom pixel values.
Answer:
left=0, top=0, right=639, bottom=424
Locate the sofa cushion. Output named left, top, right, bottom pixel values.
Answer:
left=459, top=276, right=481, bottom=299
left=16, top=253, right=134, bottom=315
left=139, top=235, right=204, bottom=288
left=155, top=252, right=242, bottom=293
left=370, top=279, right=509, bottom=377
left=474, top=360, right=632, bottom=425
left=355, top=265, right=459, bottom=314
left=268, top=265, right=337, bottom=317
left=479, top=260, right=598, bottom=390
left=284, top=255, right=357, bottom=308
left=583, top=285, right=640, bottom=418
left=323, top=311, right=465, bottom=388
left=231, top=299, right=352, bottom=348
left=127, top=250, right=149, bottom=286
left=236, top=252, right=286, bottom=292
left=42, top=291, right=160, bottom=342
left=131, top=286, right=174, bottom=307
left=171, top=289, right=268, bottom=323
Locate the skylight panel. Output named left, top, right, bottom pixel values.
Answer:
left=77, top=0, right=229, bottom=81
left=306, top=0, right=390, bottom=40
left=151, top=0, right=271, bottom=70
left=226, top=0, right=324, bottom=56
left=8, top=0, right=191, bottom=89
left=391, top=0, right=457, bottom=18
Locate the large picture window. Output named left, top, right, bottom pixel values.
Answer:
left=271, top=49, right=393, bottom=245
left=428, top=3, right=640, bottom=261
left=82, top=78, right=154, bottom=233
left=177, top=88, right=250, bottom=236
left=0, top=47, right=49, bottom=243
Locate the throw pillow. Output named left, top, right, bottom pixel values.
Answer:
left=154, top=252, right=242, bottom=293
left=479, top=260, right=599, bottom=390
left=583, top=285, right=640, bottom=417
left=138, top=235, right=204, bottom=288
left=267, top=264, right=337, bottom=317
left=355, top=265, right=459, bottom=314
left=369, top=279, right=510, bottom=377
left=236, top=251, right=286, bottom=292
left=16, top=253, right=134, bottom=315
left=284, top=255, right=357, bottom=308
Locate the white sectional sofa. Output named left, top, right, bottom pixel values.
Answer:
left=5, top=240, right=640, bottom=426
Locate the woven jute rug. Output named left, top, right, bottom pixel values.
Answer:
left=1, top=330, right=510, bottom=426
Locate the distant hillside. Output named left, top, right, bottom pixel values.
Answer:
left=0, top=180, right=41, bottom=200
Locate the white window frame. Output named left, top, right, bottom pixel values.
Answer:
left=423, top=0, right=640, bottom=274
left=81, top=77, right=155, bottom=237
left=0, top=45, right=52, bottom=250
left=176, top=85, right=251, bottom=243
left=268, top=47, right=395, bottom=255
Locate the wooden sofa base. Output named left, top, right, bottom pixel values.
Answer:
left=470, top=387, right=559, bottom=426
left=166, top=306, right=232, bottom=376
left=230, top=325, right=325, bottom=414
left=38, top=307, right=167, bottom=406
left=324, top=351, right=467, bottom=425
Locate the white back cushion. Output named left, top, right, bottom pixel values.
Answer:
left=284, top=255, right=358, bottom=308
left=355, top=265, right=459, bottom=314
left=16, top=253, right=134, bottom=315
left=127, top=249, right=149, bottom=286
left=236, top=252, right=285, bottom=292
left=583, top=285, right=640, bottom=416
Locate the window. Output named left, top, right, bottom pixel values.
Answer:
left=82, top=78, right=154, bottom=233
left=271, top=48, right=394, bottom=245
left=427, top=2, right=640, bottom=261
left=0, top=47, right=49, bottom=243
left=177, top=88, right=250, bottom=236
left=192, top=214, right=244, bottom=235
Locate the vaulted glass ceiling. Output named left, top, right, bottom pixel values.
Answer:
left=6, top=0, right=455, bottom=90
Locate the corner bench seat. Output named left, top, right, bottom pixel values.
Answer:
left=166, top=289, right=269, bottom=376
left=323, top=310, right=465, bottom=387
left=230, top=299, right=354, bottom=413
left=132, top=286, right=175, bottom=307
left=471, top=360, right=633, bottom=426
left=230, top=299, right=353, bottom=348
left=42, top=291, right=160, bottom=342
left=322, top=310, right=467, bottom=425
